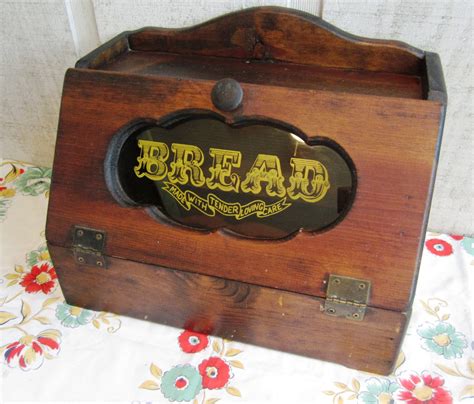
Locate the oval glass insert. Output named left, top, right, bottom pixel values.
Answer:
left=106, top=114, right=356, bottom=240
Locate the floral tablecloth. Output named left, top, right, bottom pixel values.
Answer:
left=1, top=159, right=473, bottom=403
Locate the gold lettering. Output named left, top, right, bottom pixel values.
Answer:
left=134, top=139, right=169, bottom=181
left=287, top=158, right=330, bottom=202
left=206, top=148, right=242, bottom=192
left=135, top=139, right=332, bottom=205
left=241, top=154, right=286, bottom=197
left=168, top=143, right=205, bottom=187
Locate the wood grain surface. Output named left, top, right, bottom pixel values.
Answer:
left=48, top=243, right=407, bottom=375
left=102, top=51, right=424, bottom=99
left=46, top=68, right=443, bottom=312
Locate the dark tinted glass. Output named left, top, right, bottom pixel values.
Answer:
left=112, top=116, right=356, bottom=239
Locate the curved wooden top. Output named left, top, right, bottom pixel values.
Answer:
left=77, top=6, right=425, bottom=75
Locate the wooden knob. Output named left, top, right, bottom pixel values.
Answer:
left=211, top=78, right=243, bottom=112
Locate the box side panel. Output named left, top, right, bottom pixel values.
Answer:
left=46, top=69, right=443, bottom=311
left=48, top=243, right=407, bottom=375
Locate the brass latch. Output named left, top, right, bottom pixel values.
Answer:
left=72, top=225, right=107, bottom=268
left=324, top=275, right=370, bottom=321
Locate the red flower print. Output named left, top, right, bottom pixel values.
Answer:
left=426, top=239, right=453, bottom=257
left=449, top=234, right=464, bottom=241
left=3, top=329, right=61, bottom=371
left=178, top=330, right=209, bottom=353
left=20, top=263, right=57, bottom=294
left=0, top=169, right=24, bottom=182
left=397, top=371, right=452, bottom=403
left=198, top=356, right=231, bottom=389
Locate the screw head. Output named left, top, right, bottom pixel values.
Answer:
left=327, top=308, right=336, bottom=314
left=333, top=278, right=341, bottom=285
left=358, top=283, right=366, bottom=289
left=76, top=229, right=84, bottom=237
left=77, top=256, right=85, bottom=264
left=96, top=260, right=103, bottom=267
left=211, top=78, right=243, bottom=112
left=352, top=312, right=360, bottom=319
left=95, top=233, right=103, bottom=241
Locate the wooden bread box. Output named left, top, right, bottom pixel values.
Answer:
left=46, top=6, right=447, bottom=375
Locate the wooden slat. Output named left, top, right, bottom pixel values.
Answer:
left=48, top=243, right=407, bottom=375
left=102, top=51, right=423, bottom=99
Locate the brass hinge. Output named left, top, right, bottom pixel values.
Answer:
left=72, top=225, right=107, bottom=268
left=324, top=275, right=371, bottom=321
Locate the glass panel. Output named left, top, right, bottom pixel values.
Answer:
left=114, top=116, right=356, bottom=240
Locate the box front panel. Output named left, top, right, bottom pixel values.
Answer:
left=46, top=68, right=442, bottom=311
